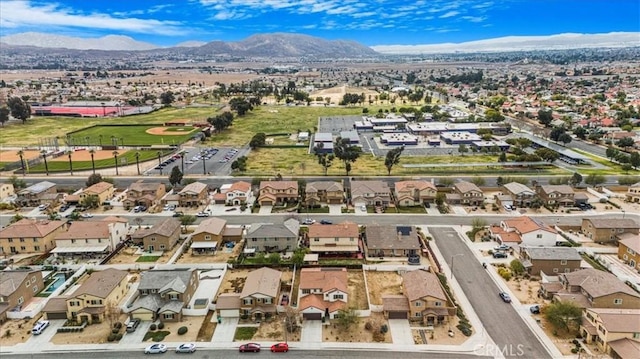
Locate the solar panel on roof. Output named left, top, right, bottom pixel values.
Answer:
left=396, top=226, right=412, bottom=236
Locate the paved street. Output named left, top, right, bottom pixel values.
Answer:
left=430, top=227, right=552, bottom=359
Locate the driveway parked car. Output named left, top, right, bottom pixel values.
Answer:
left=493, top=251, right=508, bottom=259
left=494, top=244, right=509, bottom=251
left=144, top=343, right=167, bottom=354
left=175, top=343, right=196, bottom=353
left=271, top=343, right=289, bottom=353
left=499, top=292, right=512, bottom=303
left=126, top=318, right=140, bottom=333
left=239, top=343, right=261, bottom=352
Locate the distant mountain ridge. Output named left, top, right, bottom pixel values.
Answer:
left=0, top=32, right=159, bottom=51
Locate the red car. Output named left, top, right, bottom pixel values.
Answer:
left=239, top=343, right=261, bottom=353
left=271, top=343, right=289, bottom=353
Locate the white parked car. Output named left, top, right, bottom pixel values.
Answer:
left=144, top=343, right=167, bottom=354
left=80, top=213, right=93, bottom=218
left=176, top=343, right=196, bottom=353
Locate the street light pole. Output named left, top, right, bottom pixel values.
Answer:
left=450, top=254, right=464, bottom=280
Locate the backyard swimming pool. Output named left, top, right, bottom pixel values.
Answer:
left=41, top=272, right=67, bottom=296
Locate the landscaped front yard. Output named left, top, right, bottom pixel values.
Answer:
left=51, top=314, right=128, bottom=345
left=0, top=316, right=41, bottom=346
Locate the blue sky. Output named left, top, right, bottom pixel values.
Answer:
left=0, top=0, right=638, bottom=46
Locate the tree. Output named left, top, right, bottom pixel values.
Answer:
left=112, top=151, right=120, bottom=176
left=86, top=173, right=106, bottom=187
left=458, top=144, right=468, bottom=156
left=249, top=133, right=266, bottom=149
left=630, top=152, right=640, bottom=169
left=333, top=137, right=361, bottom=176
left=573, top=126, right=587, bottom=140
left=160, top=91, right=175, bottom=106
left=104, top=301, right=121, bottom=328
left=384, top=146, right=404, bottom=175
left=471, top=218, right=486, bottom=231
left=606, top=147, right=620, bottom=162
left=545, top=301, right=582, bottom=333
left=438, top=177, right=455, bottom=187
left=291, top=247, right=308, bottom=266
left=267, top=253, right=281, bottom=264
left=315, top=145, right=334, bottom=176
left=135, top=151, right=141, bottom=175
left=89, top=149, right=96, bottom=174
left=616, top=137, right=635, bottom=150
left=283, top=306, right=300, bottom=333
left=558, top=133, right=572, bottom=145
left=231, top=156, right=248, bottom=172
left=41, top=150, right=49, bottom=176
left=8, top=175, right=26, bottom=189
left=534, top=148, right=560, bottom=162
left=10, top=214, right=24, bottom=224
left=509, top=260, right=525, bottom=276
left=169, top=166, right=183, bottom=186
left=229, top=97, right=253, bottom=116
left=585, top=174, right=606, bottom=187
left=207, top=112, right=234, bottom=133
left=435, top=192, right=446, bottom=206
left=537, top=109, right=553, bottom=127
left=570, top=172, right=583, bottom=186
left=0, top=106, right=9, bottom=126
left=498, top=152, right=507, bottom=162
left=471, top=176, right=486, bottom=186
left=335, top=307, right=359, bottom=330
left=81, top=195, right=100, bottom=209
left=7, top=97, right=31, bottom=123
left=66, top=150, right=74, bottom=175
left=133, top=217, right=144, bottom=229
left=179, top=214, right=196, bottom=232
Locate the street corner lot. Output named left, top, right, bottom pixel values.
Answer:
left=365, top=270, right=404, bottom=306
left=51, top=313, right=128, bottom=345
left=0, top=316, right=41, bottom=347
left=322, top=312, right=391, bottom=343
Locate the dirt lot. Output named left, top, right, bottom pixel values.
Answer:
left=154, top=316, right=201, bottom=343
left=0, top=316, right=41, bottom=346
left=323, top=312, right=390, bottom=343
left=309, top=85, right=379, bottom=105
left=348, top=270, right=369, bottom=310
left=176, top=241, right=244, bottom=264
left=51, top=314, right=128, bottom=344
left=505, top=278, right=541, bottom=305
left=252, top=314, right=301, bottom=342
left=196, top=311, right=217, bottom=342
left=365, top=271, right=403, bottom=305
left=216, top=268, right=293, bottom=297
left=107, top=246, right=141, bottom=264
left=412, top=316, right=470, bottom=345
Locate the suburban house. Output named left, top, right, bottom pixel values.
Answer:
left=16, top=181, right=57, bottom=207
left=79, top=181, right=114, bottom=206
left=0, top=218, right=67, bottom=255
left=216, top=181, right=252, bottom=205
left=130, top=269, right=199, bottom=322
left=178, top=181, right=208, bottom=207
left=0, top=183, right=15, bottom=201
left=489, top=216, right=558, bottom=247
left=580, top=308, right=640, bottom=356
left=0, top=270, right=43, bottom=323
left=351, top=180, right=392, bottom=207
left=305, top=181, right=344, bottom=205
left=191, top=217, right=243, bottom=255
left=308, top=222, right=359, bottom=254
left=130, top=218, right=181, bottom=252
left=244, top=219, right=299, bottom=253
left=215, top=293, right=242, bottom=318
left=501, top=182, right=537, bottom=207
left=520, top=247, right=582, bottom=276
left=581, top=218, right=640, bottom=243
left=364, top=224, right=420, bottom=258
left=546, top=268, right=640, bottom=309
left=298, top=267, right=348, bottom=320
left=51, top=219, right=128, bottom=257
left=535, top=185, right=575, bottom=207
left=446, top=181, right=484, bottom=206
left=384, top=269, right=456, bottom=324
left=394, top=180, right=437, bottom=206
left=43, top=268, right=128, bottom=324
left=625, top=182, right=640, bottom=203
left=257, top=181, right=299, bottom=206
left=618, top=234, right=640, bottom=271
left=239, top=267, right=282, bottom=321
left=122, top=181, right=166, bottom=210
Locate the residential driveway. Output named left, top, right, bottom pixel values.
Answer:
left=258, top=205, right=272, bottom=215
left=300, top=320, right=322, bottom=343
left=211, top=317, right=238, bottom=343
left=120, top=321, right=152, bottom=344
left=425, top=206, right=440, bottom=215
left=25, top=319, right=65, bottom=347
left=328, top=204, right=343, bottom=215
left=388, top=319, right=413, bottom=345
left=450, top=205, right=468, bottom=215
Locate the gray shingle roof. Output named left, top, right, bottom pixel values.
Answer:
left=365, top=225, right=420, bottom=250
left=523, top=247, right=582, bottom=261
left=138, top=269, right=194, bottom=294
left=245, top=218, right=299, bottom=239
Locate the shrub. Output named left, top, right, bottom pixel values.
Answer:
left=372, top=331, right=385, bottom=342
left=457, top=324, right=473, bottom=336
left=107, top=334, right=116, bottom=342
left=150, top=323, right=157, bottom=331
left=111, top=328, right=119, bottom=334
left=240, top=314, right=249, bottom=320
left=498, top=267, right=512, bottom=281
left=114, top=322, right=122, bottom=329
left=115, top=333, right=122, bottom=341
left=364, top=321, right=373, bottom=331
left=177, top=326, right=188, bottom=335
left=380, top=324, right=388, bottom=334
left=157, top=322, right=165, bottom=330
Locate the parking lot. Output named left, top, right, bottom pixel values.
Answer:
left=144, top=146, right=248, bottom=176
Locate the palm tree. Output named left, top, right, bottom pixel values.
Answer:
left=113, top=151, right=120, bottom=176
left=17, top=150, right=25, bottom=175
left=89, top=149, right=96, bottom=174
left=98, top=134, right=103, bottom=147
left=66, top=150, right=74, bottom=175
left=157, top=151, right=163, bottom=175
left=41, top=150, right=49, bottom=176
left=135, top=151, right=141, bottom=175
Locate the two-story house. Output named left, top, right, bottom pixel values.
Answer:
left=80, top=181, right=114, bottom=206
left=244, top=219, right=299, bottom=253
left=581, top=218, right=640, bottom=244
left=305, top=181, right=344, bottom=205
left=257, top=181, right=298, bottom=206
left=223, top=181, right=252, bottom=205
left=547, top=268, right=640, bottom=309
left=298, top=268, right=348, bottom=320
left=502, top=182, right=537, bottom=207
left=0, top=218, right=67, bottom=255
left=130, top=218, right=181, bottom=252
left=43, top=268, right=128, bottom=324
left=384, top=269, right=456, bottom=325
left=364, top=225, right=420, bottom=259
left=51, top=218, right=128, bottom=257
left=130, top=269, right=199, bottom=322
left=625, top=182, right=640, bottom=203
left=191, top=217, right=242, bottom=255
left=178, top=181, right=208, bottom=207
left=239, top=267, right=282, bottom=321
left=308, top=222, right=359, bottom=255
left=123, top=181, right=166, bottom=210
left=394, top=180, right=437, bottom=206
left=351, top=180, right=392, bottom=207
left=0, top=270, right=43, bottom=323
left=0, top=183, right=15, bottom=201
left=16, top=181, right=57, bottom=207
left=489, top=216, right=558, bottom=247
left=536, top=185, right=575, bottom=207
left=580, top=308, right=640, bottom=356
left=618, top=234, right=640, bottom=271
left=520, top=247, right=582, bottom=276
left=446, top=181, right=484, bottom=206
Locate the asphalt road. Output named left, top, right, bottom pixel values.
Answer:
left=1, top=349, right=488, bottom=359
left=430, top=227, right=551, bottom=359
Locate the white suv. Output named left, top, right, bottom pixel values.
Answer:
left=32, top=320, right=50, bottom=335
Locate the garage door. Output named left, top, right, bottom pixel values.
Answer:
left=131, top=311, right=154, bottom=322
left=388, top=311, right=407, bottom=319
left=45, top=312, right=67, bottom=320
left=303, top=313, right=322, bottom=320
left=219, top=309, right=239, bottom=318
left=261, top=201, right=273, bottom=206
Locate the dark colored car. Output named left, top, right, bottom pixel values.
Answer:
left=320, top=219, right=333, bottom=225
left=271, top=343, right=289, bottom=353
left=493, top=251, right=508, bottom=258
left=239, top=343, right=261, bottom=353
left=499, top=292, right=512, bottom=303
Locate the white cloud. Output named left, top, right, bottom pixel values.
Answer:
left=472, top=1, right=494, bottom=9
left=461, top=16, right=486, bottom=23
left=439, top=11, right=460, bottom=19
left=0, top=1, right=185, bottom=35
left=352, top=11, right=377, bottom=18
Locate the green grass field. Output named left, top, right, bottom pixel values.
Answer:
left=67, top=125, right=199, bottom=146
left=27, top=150, right=172, bottom=173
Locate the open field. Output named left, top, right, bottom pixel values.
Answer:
left=26, top=149, right=172, bottom=173
left=67, top=125, right=199, bottom=146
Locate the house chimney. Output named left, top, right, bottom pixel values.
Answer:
left=397, top=231, right=402, bottom=241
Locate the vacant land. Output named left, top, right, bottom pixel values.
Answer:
left=365, top=271, right=404, bottom=305
left=348, top=270, right=369, bottom=310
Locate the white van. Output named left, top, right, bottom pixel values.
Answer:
left=32, top=320, right=50, bottom=335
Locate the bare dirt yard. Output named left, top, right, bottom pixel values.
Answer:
left=0, top=150, right=41, bottom=162
left=177, top=241, right=244, bottom=264
left=252, top=314, right=301, bottom=342
left=412, top=316, right=469, bottom=345
left=505, top=278, right=541, bottom=305
left=51, top=314, right=128, bottom=344
left=0, top=316, right=41, bottom=346
left=537, top=315, right=578, bottom=355
left=348, top=270, right=369, bottom=310
left=323, top=312, right=391, bottom=343
left=108, top=246, right=141, bottom=264
left=155, top=316, right=201, bottom=343
left=49, top=150, right=128, bottom=162
left=196, top=311, right=217, bottom=342
left=216, top=268, right=293, bottom=297
left=365, top=270, right=403, bottom=305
